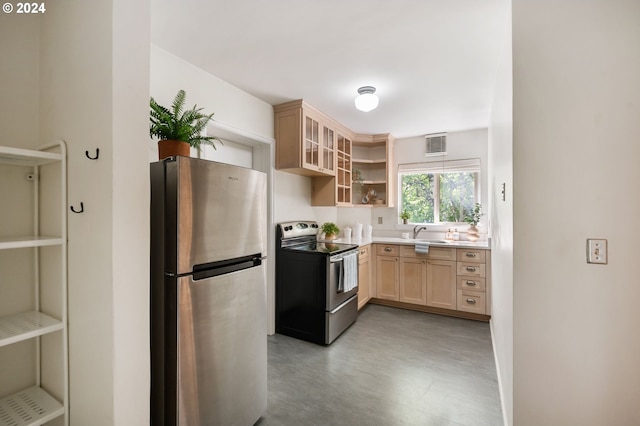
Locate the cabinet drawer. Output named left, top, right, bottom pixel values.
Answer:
left=457, top=277, right=486, bottom=292
left=456, top=249, right=486, bottom=263
left=457, top=290, right=486, bottom=315
left=456, top=262, right=486, bottom=278
left=399, top=245, right=456, bottom=260
left=376, top=244, right=399, bottom=257
left=358, top=245, right=370, bottom=263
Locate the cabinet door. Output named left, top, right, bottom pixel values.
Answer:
left=376, top=256, right=399, bottom=301
left=321, top=124, right=335, bottom=174
left=303, top=115, right=320, bottom=171
left=336, top=133, right=352, bottom=205
left=399, top=258, right=427, bottom=305
left=357, top=257, right=370, bottom=309
left=426, top=260, right=456, bottom=310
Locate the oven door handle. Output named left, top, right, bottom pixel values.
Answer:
left=330, top=256, right=345, bottom=293
left=329, top=297, right=354, bottom=314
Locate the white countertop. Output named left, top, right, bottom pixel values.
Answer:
left=325, top=237, right=490, bottom=249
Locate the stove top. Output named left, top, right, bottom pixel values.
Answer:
left=284, top=241, right=359, bottom=255
left=277, top=221, right=359, bottom=255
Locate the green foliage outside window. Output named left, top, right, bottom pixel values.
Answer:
left=401, top=174, right=435, bottom=223
left=401, top=171, right=476, bottom=224
left=439, top=173, right=476, bottom=222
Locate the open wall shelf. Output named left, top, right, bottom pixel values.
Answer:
left=0, top=386, right=64, bottom=426
left=0, top=142, right=68, bottom=426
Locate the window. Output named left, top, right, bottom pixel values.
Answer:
left=398, top=159, right=480, bottom=224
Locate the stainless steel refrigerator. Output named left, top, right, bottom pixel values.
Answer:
left=150, top=156, right=267, bottom=426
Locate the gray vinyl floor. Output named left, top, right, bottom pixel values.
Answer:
left=259, top=304, right=503, bottom=426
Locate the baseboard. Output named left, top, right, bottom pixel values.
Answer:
left=368, top=298, right=491, bottom=322
left=490, top=319, right=510, bottom=426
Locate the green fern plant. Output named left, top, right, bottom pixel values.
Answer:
left=150, top=90, right=221, bottom=149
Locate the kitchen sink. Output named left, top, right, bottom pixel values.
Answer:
left=415, top=239, right=450, bottom=244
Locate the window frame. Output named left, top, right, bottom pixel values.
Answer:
left=397, top=158, right=481, bottom=225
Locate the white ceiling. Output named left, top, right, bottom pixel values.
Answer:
left=151, top=0, right=510, bottom=138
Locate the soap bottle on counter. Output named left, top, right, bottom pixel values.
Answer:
left=452, top=228, right=460, bottom=241
left=445, top=228, right=453, bottom=241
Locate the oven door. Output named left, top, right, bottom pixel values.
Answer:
left=327, top=250, right=359, bottom=311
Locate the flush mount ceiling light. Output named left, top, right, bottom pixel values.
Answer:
left=354, top=86, right=379, bottom=112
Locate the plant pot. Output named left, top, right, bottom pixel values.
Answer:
left=467, top=225, right=480, bottom=242
left=158, top=139, right=190, bottom=160
left=324, top=233, right=336, bottom=241
left=402, top=219, right=408, bottom=224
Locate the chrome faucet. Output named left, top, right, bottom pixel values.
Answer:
left=413, top=225, right=427, bottom=239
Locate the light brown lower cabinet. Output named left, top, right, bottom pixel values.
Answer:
left=370, top=244, right=491, bottom=319
left=456, top=248, right=490, bottom=315
left=399, top=257, right=427, bottom=305
left=426, top=259, right=457, bottom=309
left=357, top=245, right=371, bottom=309
left=376, top=255, right=400, bottom=300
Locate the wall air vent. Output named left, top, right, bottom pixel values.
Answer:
left=425, top=133, right=447, bottom=157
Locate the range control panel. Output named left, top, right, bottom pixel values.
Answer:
left=278, top=221, right=319, bottom=239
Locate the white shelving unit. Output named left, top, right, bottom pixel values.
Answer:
left=0, top=142, right=68, bottom=426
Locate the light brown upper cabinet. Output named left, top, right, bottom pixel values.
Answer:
left=351, top=134, right=395, bottom=208
left=311, top=129, right=353, bottom=206
left=274, top=100, right=336, bottom=177
left=274, top=99, right=394, bottom=207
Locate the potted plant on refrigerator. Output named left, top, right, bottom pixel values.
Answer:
left=150, top=89, right=221, bottom=159
left=321, top=222, right=340, bottom=240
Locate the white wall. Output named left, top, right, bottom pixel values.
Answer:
left=273, top=171, right=315, bottom=222
left=0, top=14, right=39, bottom=148
left=149, top=44, right=273, bottom=148
left=39, top=0, right=151, bottom=424
left=111, top=0, right=151, bottom=424
left=512, top=1, right=640, bottom=424
left=488, top=7, right=513, bottom=425
left=39, top=2, right=116, bottom=424
left=0, top=12, right=41, bottom=397
left=372, top=129, right=489, bottom=239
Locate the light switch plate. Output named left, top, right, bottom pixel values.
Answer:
left=587, top=239, right=607, bottom=264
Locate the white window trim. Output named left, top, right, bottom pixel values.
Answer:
left=397, top=158, right=481, bottom=225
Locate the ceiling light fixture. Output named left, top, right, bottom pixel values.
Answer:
left=354, top=86, right=379, bottom=112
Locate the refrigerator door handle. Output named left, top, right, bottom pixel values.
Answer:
left=192, top=254, right=264, bottom=280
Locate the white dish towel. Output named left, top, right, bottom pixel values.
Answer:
left=342, top=252, right=358, bottom=292
left=415, top=242, right=430, bottom=254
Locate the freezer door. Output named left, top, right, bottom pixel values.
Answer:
left=165, top=157, right=267, bottom=275
left=176, top=265, right=267, bottom=425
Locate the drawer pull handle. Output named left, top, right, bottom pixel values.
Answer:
left=465, top=252, right=477, bottom=257
left=360, top=249, right=366, bottom=254
left=466, top=280, right=477, bottom=286
left=466, top=298, right=477, bottom=304
left=466, top=266, right=477, bottom=272
left=384, top=247, right=393, bottom=252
